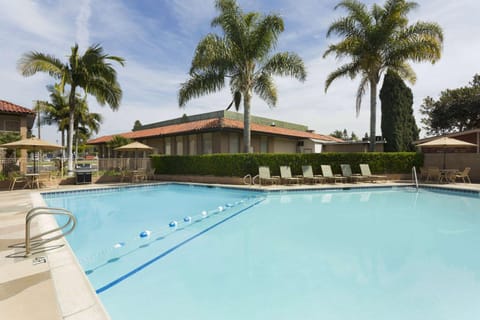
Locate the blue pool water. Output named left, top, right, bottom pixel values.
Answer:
left=43, top=185, right=480, bottom=320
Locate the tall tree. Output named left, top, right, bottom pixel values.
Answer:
left=323, top=0, right=443, bottom=151
left=420, top=74, right=480, bottom=135
left=380, top=70, right=419, bottom=151
left=133, top=120, right=142, bottom=131
left=179, top=0, right=306, bottom=153
left=18, top=44, right=124, bottom=174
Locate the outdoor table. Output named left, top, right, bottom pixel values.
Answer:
left=23, top=173, right=40, bottom=189
left=439, top=169, right=458, bottom=183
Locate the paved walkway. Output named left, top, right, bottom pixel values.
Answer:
left=1, top=181, right=479, bottom=320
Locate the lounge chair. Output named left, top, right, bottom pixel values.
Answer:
left=301, top=165, right=325, bottom=184
left=258, top=166, right=280, bottom=185
left=321, top=165, right=347, bottom=184
left=340, top=164, right=368, bottom=183
left=359, top=164, right=387, bottom=182
left=455, top=167, right=471, bottom=183
left=280, top=166, right=301, bottom=185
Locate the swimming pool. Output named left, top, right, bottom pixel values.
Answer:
left=43, top=184, right=480, bottom=320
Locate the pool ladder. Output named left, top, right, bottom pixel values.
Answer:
left=412, top=166, right=419, bottom=191
left=243, top=174, right=259, bottom=185
left=9, top=207, right=77, bottom=257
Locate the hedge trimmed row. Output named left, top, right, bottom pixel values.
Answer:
left=151, top=152, right=423, bottom=177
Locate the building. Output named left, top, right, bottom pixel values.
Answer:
left=88, top=110, right=344, bottom=157
left=0, top=100, right=36, bottom=171
left=0, top=100, right=35, bottom=138
left=415, top=129, right=480, bottom=153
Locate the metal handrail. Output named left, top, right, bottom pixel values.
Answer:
left=243, top=174, right=252, bottom=185
left=23, top=207, right=76, bottom=256
left=412, top=166, right=419, bottom=191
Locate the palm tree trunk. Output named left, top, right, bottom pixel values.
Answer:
left=243, top=91, right=252, bottom=153
left=369, top=80, right=377, bottom=152
left=67, top=89, right=76, bottom=176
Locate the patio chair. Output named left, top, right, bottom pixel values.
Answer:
left=359, top=164, right=387, bottom=182
left=279, top=166, right=301, bottom=185
left=340, top=164, right=368, bottom=183
left=320, top=165, right=346, bottom=184
left=258, top=166, right=280, bottom=185
left=37, top=171, right=52, bottom=188
left=8, top=172, right=27, bottom=191
left=425, top=167, right=441, bottom=183
left=301, top=165, right=325, bottom=184
left=455, top=167, right=471, bottom=183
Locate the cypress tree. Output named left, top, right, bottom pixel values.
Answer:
left=380, top=70, right=419, bottom=152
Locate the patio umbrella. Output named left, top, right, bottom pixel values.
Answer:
left=417, top=137, right=476, bottom=169
left=0, top=137, right=64, bottom=173
left=114, top=141, right=153, bottom=170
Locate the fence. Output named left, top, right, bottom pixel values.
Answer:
left=97, top=158, right=151, bottom=171
left=423, top=152, right=480, bottom=182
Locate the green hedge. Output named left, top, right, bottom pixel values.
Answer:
left=151, top=152, right=423, bottom=177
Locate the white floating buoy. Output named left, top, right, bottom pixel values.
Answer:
left=139, top=230, right=151, bottom=238
left=217, top=206, right=224, bottom=212
left=169, top=220, right=178, bottom=228
left=225, top=203, right=233, bottom=208
left=201, top=210, right=208, bottom=218
left=183, top=216, right=192, bottom=223
left=113, top=242, right=125, bottom=248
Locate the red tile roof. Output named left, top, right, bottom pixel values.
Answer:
left=0, top=100, right=35, bottom=115
left=88, top=118, right=342, bottom=144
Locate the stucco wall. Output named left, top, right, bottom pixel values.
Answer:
left=272, top=137, right=296, bottom=153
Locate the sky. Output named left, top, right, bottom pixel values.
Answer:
left=1, top=0, right=479, bottom=144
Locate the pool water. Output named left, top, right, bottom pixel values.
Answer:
left=43, top=185, right=480, bottom=320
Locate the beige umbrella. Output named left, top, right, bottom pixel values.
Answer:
left=417, top=136, right=476, bottom=169
left=114, top=141, right=153, bottom=170
left=0, top=137, right=64, bottom=173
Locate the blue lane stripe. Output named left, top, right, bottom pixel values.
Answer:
left=96, top=198, right=265, bottom=294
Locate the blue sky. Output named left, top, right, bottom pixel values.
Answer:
left=1, top=0, right=479, bottom=143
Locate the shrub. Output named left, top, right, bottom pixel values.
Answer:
left=151, top=152, right=423, bottom=176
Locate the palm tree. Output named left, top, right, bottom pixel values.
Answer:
left=179, top=0, right=306, bottom=153
left=34, top=85, right=70, bottom=148
left=323, top=0, right=443, bottom=151
left=18, top=44, right=124, bottom=174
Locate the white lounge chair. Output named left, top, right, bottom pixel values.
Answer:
left=280, top=166, right=301, bottom=184
left=340, top=164, right=368, bottom=183
left=321, top=165, right=346, bottom=184
left=258, top=166, right=280, bottom=185
left=359, top=164, right=387, bottom=182
left=301, top=165, right=325, bottom=184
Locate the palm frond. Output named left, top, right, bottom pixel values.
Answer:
left=178, top=72, right=226, bottom=107
left=254, top=73, right=277, bottom=107
left=86, top=78, right=122, bottom=109
left=262, top=52, right=306, bottom=81
left=17, top=52, right=64, bottom=78
left=325, top=61, right=361, bottom=91
left=355, top=75, right=369, bottom=117
left=250, top=14, right=284, bottom=59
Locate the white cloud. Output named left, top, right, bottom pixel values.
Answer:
left=76, top=0, right=92, bottom=50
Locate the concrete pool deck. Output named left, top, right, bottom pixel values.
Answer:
left=1, top=180, right=479, bottom=319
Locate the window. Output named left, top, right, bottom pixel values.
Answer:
left=202, top=133, right=213, bottom=154
left=176, top=136, right=183, bottom=155
left=229, top=133, right=239, bottom=153
left=189, top=135, right=197, bottom=155
left=165, top=137, right=171, bottom=155
left=4, top=120, right=20, bottom=132
left=260, top=136, right=268, bottom=153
